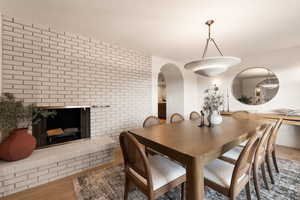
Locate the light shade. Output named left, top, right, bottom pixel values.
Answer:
left=260, top=84, right=279, bottom=89
left=258, top=78, right=279, bottom=89
left=184, top=56, right=241, bottom=77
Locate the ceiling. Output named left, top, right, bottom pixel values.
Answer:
left=1, top=0, right=300, bottom=62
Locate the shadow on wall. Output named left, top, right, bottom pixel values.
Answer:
left=160, top=64, right=184, bottom=121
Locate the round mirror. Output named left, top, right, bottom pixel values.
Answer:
left=232, top=67, right=279, bottom=105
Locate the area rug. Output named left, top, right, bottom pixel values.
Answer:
left=73, top=158, right=300, bottom=200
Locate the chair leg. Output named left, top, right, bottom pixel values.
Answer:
left=265, top=156, right=275, bottom=184
left=261, top=162, right=270, bottom=190
left=272, top=150, right=280, bottom=173
left=253, top=166, right=261, bottom=200
left=147, top=195, right=155, bottom=200
left=245, top=182, right=252, bottom=200
left=181, top=182, right=185, bottom=200
left=124, top=175, right=130, bottom=200
left=145, top=147, right=150, bottom=157
left=229, top=196, right=236, bottom=200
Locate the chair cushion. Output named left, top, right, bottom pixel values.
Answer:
left=149, top=155, right=186, bottom=190
left=222, top=146, right=243, bottom=162
left=239, top=140, right=247, bottom=147
left=204, top=158, right=247, bottom=190
left=128, top=155, right=186, bottom=190
left=204, top=159, right=235, bottom=189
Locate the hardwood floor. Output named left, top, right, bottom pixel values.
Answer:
left=3, top=146, right=299, bottom=200
left=159, top=119, right=166, bottom=124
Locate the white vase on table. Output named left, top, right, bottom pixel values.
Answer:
left=210, top=110, right=223, bottom=125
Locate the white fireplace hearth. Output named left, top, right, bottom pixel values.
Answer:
left=0, top=135, right=115, bottom=197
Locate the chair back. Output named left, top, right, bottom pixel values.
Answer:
left=267, top=118, right=283, bottom=153
left=232, top=111, right=250, bottom=119
left=230, top=124, right=271, bottom=195
left=170, top=113, right=184, bottom=123
left=143, top=116, right=160, bottom=128
left=254, top=124, right=273, bottom=167
left=119, top=132, right=153, bottom=188
left=190, top=111, right=201, bottom=120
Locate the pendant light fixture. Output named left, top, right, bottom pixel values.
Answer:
left=184, top=20, right=241, bottom=77
left=257, top=70, right=279, bottom=89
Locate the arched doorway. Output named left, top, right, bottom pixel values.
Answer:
left=157, top=72, right=166, bottom=120
left=158, top=64, right=184, bottom=121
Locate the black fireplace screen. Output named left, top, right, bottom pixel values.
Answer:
left=33, top=108, right=90, bottom=148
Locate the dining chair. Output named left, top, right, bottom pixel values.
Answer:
left=252, top=124, right=275, bottom=198
left=143, top=116, right=161, bottom=156
left=220, top=124, right=268, bottom=163
left=232, top=111, right=250, bottom=119
left=232, top=111, right=261, bottom=148
left=204, top=130, right=261, bottom=200
left=219, top=124, right=273, bottom=200
left=143, top=116, right=161, bottom=128
left=119, top=132, right=186, bottom=200
left=170, top=113, right=184, bottom=123
left=265, top=118, right=283, bottom=183
left=189, top=111, right=201, bottom=120
left=222, top=119, right=283, bottom=191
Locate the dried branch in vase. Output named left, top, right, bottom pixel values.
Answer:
left=203, top=85, right=224, bottom=113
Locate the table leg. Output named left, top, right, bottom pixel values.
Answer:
left=186, top=157, right=204, bottom=200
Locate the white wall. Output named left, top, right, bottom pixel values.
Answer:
left=0, top=14, right=2, bottom=95
left=161, top=64, right=184, bottom=119
left=152, top=56, right=200, bottom=121
left=157, top=73, right=166, bottom=103
left=0, top=14, right=2, bottom=142
left=198, top=46, right=300, bottom=148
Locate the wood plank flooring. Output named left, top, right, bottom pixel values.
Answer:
left=3, top=146, right=299, bottom=200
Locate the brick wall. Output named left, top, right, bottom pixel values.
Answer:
left=1, top=14, right=152, bottom=139
left=0, top=148, right=114, bottom=197
left=0, top=14, right=152, bottom=197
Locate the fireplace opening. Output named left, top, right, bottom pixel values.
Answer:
left=33, top=107, right=90, bottom=148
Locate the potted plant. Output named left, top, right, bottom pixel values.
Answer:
left=203, top=85, right=224, bottom=125
left=0, top=93, right=56, bottom=161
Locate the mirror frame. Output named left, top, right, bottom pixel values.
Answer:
left=231, top=67, right=280, bottom=106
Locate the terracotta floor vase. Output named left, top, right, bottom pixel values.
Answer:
left=0, top=128, right=36, bottom=161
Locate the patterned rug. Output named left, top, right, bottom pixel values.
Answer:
left=73, top=159, right=300, bottom=200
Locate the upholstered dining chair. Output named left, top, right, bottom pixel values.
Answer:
left=219, top=124, right=273, bottom=200
left=203, top=130, right=261, bottom=200
left=220, top=124, right=268, bottom=163
left=238, top=124, right=268, bottom=147
left=266, top=118, right=283, bottom=182
left=189, top=111, right=201, bottom=120
left=142, top=116, right=161, bottom=156
left=170, top=113, right=184, bottom=123
left=143, top=116, right=161, bottom=128
left=119, top=132, right=186, bottom=200
left=232, top=111, right=255, bottom=147
left=252, top=124, right=275, bottom=199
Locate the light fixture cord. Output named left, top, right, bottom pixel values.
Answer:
left=202, top=21, right=224, bottom=58
left=208, top=23, right=211, bottom=39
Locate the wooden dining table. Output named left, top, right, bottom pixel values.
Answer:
left=129, top=116, right=264, bottom=200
